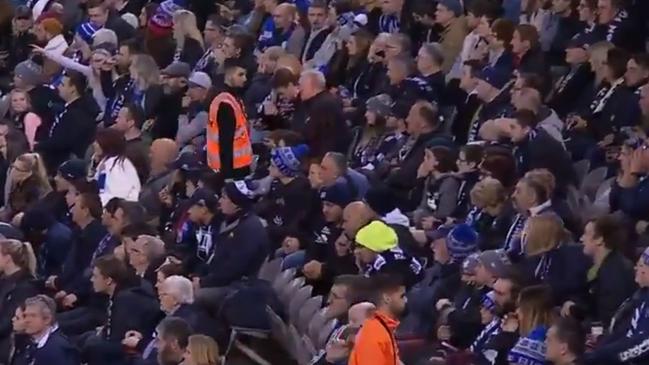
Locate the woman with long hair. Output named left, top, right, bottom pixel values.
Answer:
left=3, top=153, right=51, bottom=220
left=92, top=128, right=141, bottom=206
left=0, top=239, right=39, bottom=358
left=521, top=214, right=590, bottom=304
left=9, top=89, right=41, bottom=150
left=183, top=334, right=220, bottom=365
left=172, top=10, right=205, bottom=68
left=128, top=54, right=164, bottom=119
left=340, top=28, right=376, bottom=107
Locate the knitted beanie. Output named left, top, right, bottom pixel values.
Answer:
left=461, top=253, right=480, bottom=275
left=76, top=22, right=100, bottom=45
left=446, top=224, right=479, bottom=262
left=149, top=0, right=185, bottom=30
left=14, top=60, right=43, bottom=86
left=320, top=182, right=354, bottom=208
left=507, top=326, right=548, bottom=365
left=270, top=144, right=309, bottom=177
left=355, top=221, right=398, bottom=253
left=223, top=180, right=256, bottom=209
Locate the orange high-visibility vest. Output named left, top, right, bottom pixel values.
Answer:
left=207, top=92, right=252, bottom=171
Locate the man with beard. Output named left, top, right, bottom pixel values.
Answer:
left=349, top=274, right=407, bottom=365
left=155, top=317, right=193, bottom=365
left=149, top=62, right=191, bottom=140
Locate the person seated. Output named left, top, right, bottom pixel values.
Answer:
left=585, top=247, right=649, bottom=364
left=416, top=43, right=446, bottom=104
left=256, top=3, right=297, bottom=53
left=481, top=18, right=516, bottom=73
left=139, top=138, right=178, bottom=219
left=507, top=109, right=576, bottom=194
left=255, top=144, right=312, bottom=248
left=81, top=255, right=160, bottom=365
left=184, top=335, right=221, bottom=365
left=410, top=146, right=460, bottom=227
left=3, top=153, right=52, bottom=222
left=91, top=128, right=142, bottom=206
left=353, top=221, right=424, bottom=289
left=563, top=215, right=636, bottom=327
left=301, top=182, right=358, bottom=292
left=0, top=240, right=39, bottom=357
left=468, top=67, right=512, bottom=142
left=545, top=317, right=587, bottom=365
left=518, top=214, right=590, bottom=306
left=5, top=304, right=30, bottom=365
left=451, top=144, right=484, bottom=221
left=147, top=317, right=193, bottom=365
left=177, top=188, right=221, bottom=276
left=609, top=138, right=649, bottom=223
left=102, top=199, right=148, bottom=260
left=19, top=207, right=72, bottom=279
left=320, top=151, right=369, bottom=200
left=122, top=224, right=166, bottom=288
left=112, top=103, right=150, bottom=183
left=386, top=100, right=454, bottom=208
left=386, top=54, right=435, bottom=105
left=597, top=0, right=644, bottom=52
left=193, top=181, right=270, bottom=299
left=451, top=60, right=484, bottom=144
left=466, top=177, right=516, bottom=251
left=12, top=295, right=80, bottom=365
left=511, top=24, right=549, bottom=80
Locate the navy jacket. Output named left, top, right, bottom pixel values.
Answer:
left=199, top=212, right=270, bottom=288
left=56, top=220, right=108, bottom=294
left=610, top=176, right=649, bottom=222
left=0, top=271, right=39, bottom=358
left=12, top=329, right=79, bottom=365
left=37, top=222, right=73, bottom=278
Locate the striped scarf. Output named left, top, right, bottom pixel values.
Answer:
left=471, top=318, right=502, bottom=352
left=379, top=13, right=400, bottom=33
left=108, top=77, right=135, bottom=121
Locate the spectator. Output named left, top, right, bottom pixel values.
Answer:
left=301, top=0, right=331, bottom=64
left=92, top=128, right=142, bottom=205
left=452, top=144, right=484, bottom=220
left=610, top=139, right=649, bottom=223
left=508, top=109, right=576, bottom=193
left=507, top=81, right=564, bottom=143
left=354, top=221, right=423, bottom=289
left=416, top=43, right=446, bottom=104
left=36, top=70, right=99, bottom=173
left=82, top=255, right=159, bottom=365
left=124, top=228, right=165, bottom=286
left=320, top=151, right=369, bottom=199
left=511, top=24, right=548, bottom=77
left=506, top=285, right=555, bottom=365
left=5, top=304, right=29, bottom=365
left=597, top=0, right=642, bottom=52
left=183, top=334, right=220, bottom=365
left=297, top=69, right=349, bottom=158
left=172, top=10, right=205, bottom=68
left=101, top=199, right=146, bottom=260
left=12, top=59, right=62, bottom=134
left=152, top=61, right=190, bottom=140
left=256, top=144, right=311, bottom=247
left=8, top=89, right=42, bottom=151
left=194, top=181, right=269, bottom=295
left=86, top=0, right=135, bottom=42
left=194, top=14, right=229, bottom=77
left=564, top=215, right=636, bottom=326
left=467, top=177, right=516, bottom=251
left=1, top=6, right=36, bottom=73
left=20, top=207, right=72, bottom=278
left=434, top=0, right=468, bottom=72
left=139, top=138, right=178, bottom=219
left=519, top=214, right=590, bottom=305
left=547, top=0, right=584, bottom=67
left=411, top=145, right=460, bottom=223
left=4, top=153, right=51, bottom=221
left=0, top=239, right=38, bottom=358
left=112, top=103, right=150, bottom=182
left=257, top=3, right=297, bottom=53
left=545, top=318, right=586, bottom=365
left=483, top=18, right=516, bottom=72
left=349, top=94, right=392, bottom=169
left=14, top=295, right=80, bottom=365
left=33, top=17, right=68, bottom=58
left=469, top=67, right=512, bottom=142
left=177, top=72, right=212, bottom=153
left=154, top=317, right=192, bottom=365
left=349, top=274, right=406, bottom=365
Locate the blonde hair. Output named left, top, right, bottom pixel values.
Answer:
left=0, top=239, right=37, bottom=276
left=9, top=89, right=33, bottom=115
left=187, top=335, right=220, bottom=365
left=588, top=41, right=615, bottom=82
left=12, top=153, right=52, bottom=194
left=131, top=54, right=161, bottom=89
left=517, top=285, right=554, bottom=336
left=173, top=10, right=205, bottom=49
left=524, top=169, right=555, bottom=198
left=470, top=177, right=506, bottom=208
left=523, top=214, right=570, bottom=256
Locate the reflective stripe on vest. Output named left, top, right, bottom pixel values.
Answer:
left=207, top=92, right=253, bottom=171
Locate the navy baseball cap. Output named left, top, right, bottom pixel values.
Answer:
left=566, top=32, right=598, bottom=50
left=58, top=159, right=87, bottom=181
left=167, top=152, right=205, bottom=171
left=187, top=188, right=219, bottom=209
left=477, top=67, right=511, bottom=90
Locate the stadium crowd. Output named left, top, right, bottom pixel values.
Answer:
left=0, top=0, right=648, bottom=364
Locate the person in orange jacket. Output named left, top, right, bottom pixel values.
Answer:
left=348, top=274, right=406, bottom=365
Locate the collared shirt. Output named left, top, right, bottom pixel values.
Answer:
left=529, top=200, right=552, bottom=216
left=34, top=324, right=58, bottom=349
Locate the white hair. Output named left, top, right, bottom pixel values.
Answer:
left=300, top=69, right=326, bottom=89
left=92, top=28, right=118, bottom=47
left=164, top=275, right=194, bottom=304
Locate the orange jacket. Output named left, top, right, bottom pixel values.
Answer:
left=348, top=310, right=400, bottom=365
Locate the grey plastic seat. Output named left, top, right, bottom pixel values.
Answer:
left=573, top=160, right=590, bottom=185
left=266, top=306, right=291, bottom=352
left=258, top=257, right=282, bottom=282
left=316, top=319, right=338, bottom=351
left=580, top=166, right=608, bottom=201
left=288, top=285, right=313, bottom=322
left=307, top=308, right=329, bottom=345
left=297, top=295, right=323, bottom=334
left=281, top=276, right=305, bottom=307
left=272, top=268, right=296, bottom=294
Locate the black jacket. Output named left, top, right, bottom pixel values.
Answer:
left=27, top=86, right=63, bottom=139
left=548, top=63, right=595, bottom=118
left=516, top=46, right=549, bottom=78
left=571, top=251, right=637, bottom=327
left=12, top=330, right=79, bottom=365
left=150, top=88, right=184, bottom=140
left=548, top=15, right=584, bottom=67
left=365, top=246, right=424, bottom=289
left=514, top=128, right=576, bottom=193
left=299, top=90, right=350, bottom=159
left=177, top=38, right=205, bottom=69
left=105, top=11, right=136, bottom=42
left=199, top=212, right=270, bottom=288
left=56, top=220, right=108, bottom=294
left=467, top=203, right=517, bottom=251
left=36, top=96, right=99, bottom=173
left=0, top=270, right=39, bottom=358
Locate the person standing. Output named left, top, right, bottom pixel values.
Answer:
left=207, top=58, right=253, bottom=180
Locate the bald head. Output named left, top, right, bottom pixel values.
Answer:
left=150, top=138, right=179, bottom=174
left=342, top=202, right=373, bottom=239
left=348, top=302, right=376, bottom=328
left=273, top=3, right=296, bottom=30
